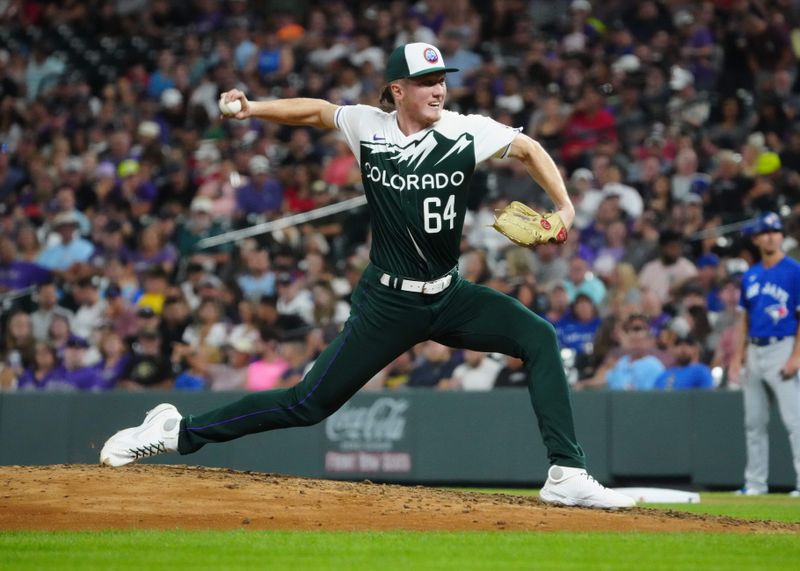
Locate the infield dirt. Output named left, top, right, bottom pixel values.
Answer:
left=1, top=465, right=797, bottom=533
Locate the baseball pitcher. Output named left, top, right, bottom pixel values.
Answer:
left=100, top=43, right=634, bottom=509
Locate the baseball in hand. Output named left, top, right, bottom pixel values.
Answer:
left=219, top=98, right=242, bottom=116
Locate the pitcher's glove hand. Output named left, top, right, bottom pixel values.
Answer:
left=491, top=201, right=568, bottom=247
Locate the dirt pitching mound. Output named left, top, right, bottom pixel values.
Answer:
left=1, top=465, right=797, bottom=533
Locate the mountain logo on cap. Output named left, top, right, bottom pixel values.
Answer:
left=423, top=47, right=438, bottom=63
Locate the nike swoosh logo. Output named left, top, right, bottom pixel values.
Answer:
left=372, top=134, right=385, bottom=141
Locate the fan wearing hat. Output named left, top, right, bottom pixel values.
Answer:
left=174, top=196, right=232, bottom=267
left=653, top=334, right=713, bottom=390
left=118, top=327, right=173, bottom=390
left=730, top=212, right=800, bottom=497
left=37, top=211, right=95, bottom=274
left=235, top=155, right=283, bottom=216
left=101, top=42, right=635, bottom=509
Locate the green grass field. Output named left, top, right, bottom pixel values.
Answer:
left=2, top=493, right=798, bottom=571
left=466, top=490, right=800, bottom=523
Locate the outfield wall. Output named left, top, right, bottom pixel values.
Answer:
left=0, top=390, right=795, bottom=488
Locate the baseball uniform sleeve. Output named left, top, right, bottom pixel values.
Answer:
left=335, top=104, right=385, bottom=163
left=461, top=114, right=521, bottom=163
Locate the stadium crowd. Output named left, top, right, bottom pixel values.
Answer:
left=1, top=0, right=800, bottom=393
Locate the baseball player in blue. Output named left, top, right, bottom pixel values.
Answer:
left=99, top=43, right=634, bottom=509
left=729, top=212, right=800, bottom=496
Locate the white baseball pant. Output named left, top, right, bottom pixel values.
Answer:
left=743, top=337, right=800, bottom=492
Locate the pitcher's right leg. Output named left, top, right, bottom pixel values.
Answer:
left=101, top=276, right=426, bottom=465
left=179, top=282, right=424, bottom=454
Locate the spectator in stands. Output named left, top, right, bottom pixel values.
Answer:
left=181, top=299, right=228, bottom=364
left=174, top=197, right=231, bottom=268
left=710, top=276, right=744, bottom=385
left=131, top=306, right=160, bottom=343
left=563, top=256, right=607, bottom=306
left=578, top=192, right=625, bottom=264
left=622, top=210, right=661, bottom=271
left=71, top=277, right=107, bottom=339
left=30, top=281, right=73, bottom=341
left=654, top=334, right=714, bottom=390
left=135, top=267, right=170, bottom=315
left=370, top=350, right=415, bottom=390
left=52, top=187, right=91, bottom=236
left=561, top=84, right=617, bottom=169
left=556, top=293, right=602, bottom=360
left=589, top=219, right=628, bottom=274
left=246, top=28, right=294, bottom=86
left=706, top=95, right=753, bottom=153
left=670, top=147, right=704, bottom=203
left=276, top=272, right=313, bottom=325
left=17, top=342, right=65, bottom=392
left=600, top=164, right=644, bottom=220
left=236, top=155, right=283, bottom=219
left=237, top=246, right=276, bottom=301
left=460, top=248, right=491, bottom=285
left=666, top=66, right=710, bottom=134
left=159, top=294, right=191, bottom=348
left=1, top=309, right=35, bottom=376
left=47, top=313, right=73, bottom=359
left=118, top=328, right=173, bottom=390
left=638, top=230, right=698, bottom=304
left=278, top=331, right=313, bottom=389
left=95, top=329, right=130, bottom=389
left=447, top=350, right=503, bottom=391
left=206, top=336, right=256, bottom=391
left=578, top=313, right=666, bottom=391
left=493, top=356, right=527, bottom=389
left=0, top=235, right=50, bottom=292
left=407, top=341, right=460, bottom=389
left=228, top=299, right=259, bottom=345
left=61, top=335, right=105, bottom=390
left=15, top=224, right=43, bottom=264
left=311, top=281, right=349, bottom=328
left=132, top=223, right=178, bottom=277
left=321, top=132, right=360, bottom=187
left=37, top=212, right=94, bottom=276
left=102, top=284, right=138, bottom=341
left=246, top=326, right=288, bottom=391
left=88, top=220, right=132, bottom=273
left=544, top=281, right=571, bottom=325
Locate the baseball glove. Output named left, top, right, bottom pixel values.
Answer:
left=491, top=201, right=568, bottom=247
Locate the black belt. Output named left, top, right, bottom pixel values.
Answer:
left=749, top=336, right=787, bottom=347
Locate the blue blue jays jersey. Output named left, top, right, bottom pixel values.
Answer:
left=739, top=256, right=800, bottom=338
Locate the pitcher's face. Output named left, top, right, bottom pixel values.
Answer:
left=395, top=72, right=447, bottom=128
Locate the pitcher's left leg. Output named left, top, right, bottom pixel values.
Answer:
left=432, top=280, right=585, bottom=469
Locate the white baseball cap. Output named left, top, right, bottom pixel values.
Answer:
left=248, top=155, right=270, bottom=174
left=384, top=43, right=459, bottom=82
left=669, top=66, right=694, bottom=91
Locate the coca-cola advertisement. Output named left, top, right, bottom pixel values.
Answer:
left=324, top=397, right=412, bottom=475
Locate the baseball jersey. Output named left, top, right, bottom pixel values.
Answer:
left=335, top=106, right=519, bottom=280
left=739, top=256, right=800, bottom=338
left=555, top=315, right=601, bottom=354
left=605, top=355, right=665, bottom=391
left=654, top=364, right=714, bottom=390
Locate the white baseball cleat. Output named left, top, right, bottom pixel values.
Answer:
left=734, top=487, right=767, bottom=496
left=100, top=403, right=182, bottom=467
left=788, top=489, right=799, bottom=498
left=539, top=465, right=636, bottom=509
